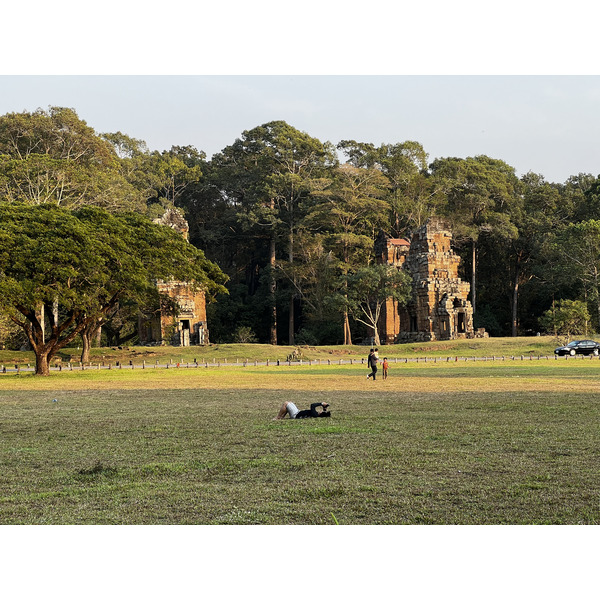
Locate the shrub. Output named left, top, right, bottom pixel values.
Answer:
left=233, top=326, right=258, bottom=343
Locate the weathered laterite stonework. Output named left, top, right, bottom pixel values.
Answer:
left=376, top=217, right=476, bottom=343
left=138, top=210, right=209, bottom=346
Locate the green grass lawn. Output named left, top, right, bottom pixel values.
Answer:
left=1, top=360, right=599, bottom=524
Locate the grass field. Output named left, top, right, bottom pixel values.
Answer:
left=2, top=356, right=600, bottom=525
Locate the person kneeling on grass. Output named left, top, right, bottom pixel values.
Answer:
left=273, top=401, right=331, bottom=420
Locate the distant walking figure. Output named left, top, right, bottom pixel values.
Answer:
left=367, top=348, right=378, bottom=380
left=273, top=401, right=331, bottom=420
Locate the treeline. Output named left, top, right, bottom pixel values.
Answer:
left=178, top=121, right=600, bottom=344
left=1, top=107, right=600, bottom=350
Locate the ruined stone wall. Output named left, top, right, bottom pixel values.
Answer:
left=138, top=209, right=210, bottom=346
left=157, top=281, right=208, bottom=346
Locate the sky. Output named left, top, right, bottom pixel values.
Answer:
left=1, top=74, right=599, bottom=184
left=3, top=1, right=600, bottom=186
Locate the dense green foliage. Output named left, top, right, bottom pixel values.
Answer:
left=179, top=123, right=600, bottom=344
left=1, top=106, right=600, bottom=350
left=0, top=204, right=227, bottom=374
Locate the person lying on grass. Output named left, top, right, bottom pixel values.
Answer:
left=273, top=401, right=331, bottom=420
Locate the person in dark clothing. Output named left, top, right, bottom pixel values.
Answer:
left=367, top=348, right=378, bottom=380
left=273, top=401, right=331, bottom=420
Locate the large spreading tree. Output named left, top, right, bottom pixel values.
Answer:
left=0, top=106, right=143, bottom=212
left=0, top=203, right=228, bottom=375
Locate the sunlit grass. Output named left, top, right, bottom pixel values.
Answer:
left=2, top=358, right=600, bottom=392
left=2, top=359, right=600, bottom=524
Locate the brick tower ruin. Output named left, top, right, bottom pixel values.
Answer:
left=375, top=217, right=475, bottom=343
left=138, top=209, right=209, bottom=346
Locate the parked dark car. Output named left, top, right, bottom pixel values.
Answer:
left=554, top=340, right=600, bottom=356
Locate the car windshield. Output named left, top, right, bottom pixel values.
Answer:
left=567, top=342, right=579, bottom=347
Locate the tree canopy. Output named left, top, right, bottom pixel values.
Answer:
left=2, top=106, right=600, bottom=351
left=0, top=203, right=227, bottom=374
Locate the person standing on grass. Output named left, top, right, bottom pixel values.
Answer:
left=382, top=357, right=389, bottom=380
left=273, top=401, right=331, bottom=420
left=367, top=348, right=378, bottom=380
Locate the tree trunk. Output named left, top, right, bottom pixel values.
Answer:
left=21, top=308, right=51, bottom=375
left=343, top=311, right=352, bottom=345
left=81, top=330, right=93, bottom=363
left=269, top=234, right=277, bottom=345
left=53, top=299, right=59, bottom=330
left=595, top=266, right=600, bottom=332
left=288, top=230, right=295, bottom=345
left=512, top=256, right=520, bottom=337
left=81, top=320, right=102, bottom=363
left=289, top=297, right=295, bottom=345
left=373, top=329, right=381, bottom=346
left=35, top=350, right=51, bottom=376
left=342, top=245, right=352, bottom=345
left=471, top=240, right=477, bottom=315
left=36, top=304, right=45, bottom=344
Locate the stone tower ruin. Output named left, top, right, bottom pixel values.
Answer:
left=138, top=209, right=209, bottom=346
left=375, top=217, right=476, bottom=343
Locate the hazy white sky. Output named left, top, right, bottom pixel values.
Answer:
left=3, top=1, right=600, bottom=185
left=1, top=75, right=599, bottom=184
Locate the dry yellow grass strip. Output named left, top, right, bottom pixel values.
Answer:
left=1, top=360, right=599, bottom=394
